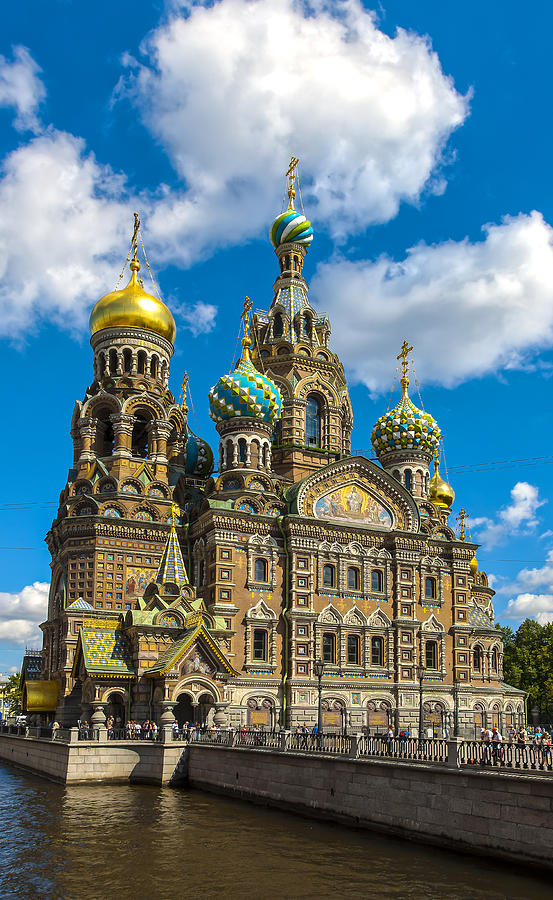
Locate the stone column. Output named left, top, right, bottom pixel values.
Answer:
left=90, top=701, right=106, bottom=727
left=112, top=414, right=134, bottom=459
left=78, top=418, right=97, bottom=462
left=151, top=423, right=171, bottom=465
left=159, top=700, right=177, bottom=725
left=213, top=702, right=230, bottom=727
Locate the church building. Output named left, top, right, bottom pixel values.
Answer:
left=27, top=164, right=524, bottom=737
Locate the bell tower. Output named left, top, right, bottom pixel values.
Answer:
left=250, top=159, right=353, bottom=482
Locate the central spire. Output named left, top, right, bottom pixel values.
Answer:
left=397, top=339, right=414, bottom=398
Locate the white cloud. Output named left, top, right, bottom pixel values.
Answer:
left=0, top=582, right=49, bottom=647
left=0, top=45, right=45, bottom=133
left=311, top=211, right=553, bottom=390
left=122, top=0, right=467, bottom=262
left=174, top=300, right=217, bottom=336
left=504, top=593, right=553, bottom=625
left=470, top=481, right=545, bottom=550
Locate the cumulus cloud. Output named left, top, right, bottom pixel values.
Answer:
left=311, top=211, right=553, bottom=390
left=503, top=549, right=553, bottom=623
left=0, top=131, right=218, bottom=337
left=0, top=45, right=45, bottom=133
left=470, top=481, right=545, bottom=549
left=122, top=0, right=467, bottom=262
left=0, top=582, right=49, bottom=647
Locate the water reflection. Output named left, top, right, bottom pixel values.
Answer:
left=0, top=764, right=548, bottom=900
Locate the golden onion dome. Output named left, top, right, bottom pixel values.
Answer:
left=89, top=257, right=176, bottom=343
left=469, top=556, right=479, bottom=576
left=428, top=458, right=455, bottom=509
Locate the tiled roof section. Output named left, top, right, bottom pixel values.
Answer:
left=80, top=626, right=135, bottom=676
left=66, top=598, right=94, bottom=610
left=468, top=604, right=494, bottom=627
left=145, top=627, right=198, bottom=676
left=155, top=529, right=189, bottom=586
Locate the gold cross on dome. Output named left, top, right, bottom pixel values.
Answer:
left=131, top=211, right=140, bottom=258
left=180, top=371, right=189, bottom=409
left=241, top=296, right=253, bottom=338
left=397, top=340, right=413, bottom=381
left=456, top=507, right=468, bottom=542
left=286, top=156, right=299, bottom=209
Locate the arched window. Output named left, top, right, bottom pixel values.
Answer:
left=254, top=558, right=268, bottom=583
left=273, top=314, right=283, bottom=338
left=150, top=355, right=158, bottom=378
left=252, top=629, right=268, bottom=661
left=302, top=315, right=311, bottom=339
left=306, top=395, right=322, bottom=447
left=473, top=645, right=482, bottom=672
left=109, top=349, right=118, bottom=375
left=238, top=438, right=247, bottom=463
left=322, top=565, right=335, bottom=588
left=95, top=410, right=114, bottom=457
left=371, top=636, right=384, bottom=667
left=137, top=350, right=147, bottom=375
left=273, top=420, right=281, bottom=446
left=405, top=469, right=412, bottom=491
left=131, top=414, right=150, bottom=459
left=424, top=576, right=436, bottom=599
left=425, top=640, right=438, bottom=669
left=491, top=647, right=498, bottom=672
left=123, top=349, right=132, bottom=374
left=347, top=567, right=359, bottom=590
left=322, top=632, right=336, bottom=664
left=347, top=634, right=360, bottom=665
left=98, top=354, right=106, bottom=379
left=371, top=569, right=383, bottom=593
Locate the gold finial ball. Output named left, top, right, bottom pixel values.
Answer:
left=89, top=259, right=176, bottom=343
left=469, top=556, right=478, bottom=576
left=428, top=465, right=455, bottom=509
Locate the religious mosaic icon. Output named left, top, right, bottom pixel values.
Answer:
left=313, top=483, right=393, bottom=528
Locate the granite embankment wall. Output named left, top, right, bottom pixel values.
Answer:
left=0, top=734, right=185, bottom=785
left=187, top=745, right=553, bottom=870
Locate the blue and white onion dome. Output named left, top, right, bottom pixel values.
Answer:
left=208, top=338, right=282, bottom=425
left=270, top=190, right=314, bottom=248
left=185, top=430, right=214, bottom=477
left=371, top=381, right=442, bottom=458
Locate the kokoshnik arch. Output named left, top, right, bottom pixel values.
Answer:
left=22, top=164, right=524, bottom=737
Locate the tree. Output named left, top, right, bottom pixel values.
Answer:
left=497, top=619, right=553, bottom=717
left=5, top=673, right=22, bottom=716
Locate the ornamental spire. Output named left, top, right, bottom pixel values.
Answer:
left=240, top=296, right=253, bottom=361
left=286, top=156, right=299, bottom=211
left=155, top=504, right=189, bottom=586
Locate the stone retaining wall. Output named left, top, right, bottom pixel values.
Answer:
left=187, top=745, right=553, bottom=870
left=0, top=734, right=185, bottom=785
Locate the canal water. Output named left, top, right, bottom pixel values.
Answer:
left=0, top=763, right=548, bottom=900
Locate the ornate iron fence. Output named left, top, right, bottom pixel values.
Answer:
left=459, top=740, right=553, bottom=772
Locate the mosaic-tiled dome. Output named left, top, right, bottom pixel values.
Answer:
left=185, top=430, right=214, bottom=477
left=209, top=346, right=282, bottom=425
left=270, top=209, right=313, bottom=248
left=371, top=387, right=441, bottom=458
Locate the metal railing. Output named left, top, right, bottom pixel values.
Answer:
left=288, top=732, right=353, bottom=754
left=459, top=740, right=553, bottom=771
left=358, top=736, right=448, bottom=763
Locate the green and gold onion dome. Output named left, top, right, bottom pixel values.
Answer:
left=371, top=374, right=441, bottom=458
left=90, top=256, right=176, bottom=344
left=428, top=457, right=455, bottom=509
left=209, top=333, right=282, bottom=425
left=269, top=162, right=313, bottom=249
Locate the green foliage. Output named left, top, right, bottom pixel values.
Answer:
left=5, top=672, right=22, bottom=716
left=497, top=619, right=553, bottom=714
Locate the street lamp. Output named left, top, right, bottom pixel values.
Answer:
left=453, top=682, right=460, bottom=738
left=314, top=658, right=325, bottom=747
left=417, top=664, right=425, bottom=749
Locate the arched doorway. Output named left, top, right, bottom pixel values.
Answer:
left=197, top=693, right=215, bottom=726
left=104, top=692, right=126, bottom=725
left=174, top=693, right=195, bottom=727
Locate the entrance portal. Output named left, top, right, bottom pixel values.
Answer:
left=174, top=694, right=195, bottom=727
left=105, top=693, right=126, bottom=725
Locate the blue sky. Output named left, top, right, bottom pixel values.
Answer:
left=2, top=0, right=553, bottom=671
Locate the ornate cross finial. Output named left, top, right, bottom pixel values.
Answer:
left=171, top=502, right=180, bottom=529
left=286, top=156, right=299, bottom=210
left=241, top=296, right=253, bottom=341
left=397, top=340, right=413, bottom=395
left=180, top=371, right=189, bottom=411
left=456, top=507, right=468, bottom=542
left=131, top=211, right=140, bottom=260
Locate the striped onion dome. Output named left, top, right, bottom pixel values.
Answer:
left=270, top=208, right=313, bottom=248
left=184, top=430, right=214, bottom=477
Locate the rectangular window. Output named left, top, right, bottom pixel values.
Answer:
left=347, top=634, right=360, bottom=665
left=252, top=629, right=268, bottom=661
left=322, top=565, right=335, bottom=588
left=371, top=636, right=384, bottom=666
left=322, top=632, right=336, bottom=664
left=425, top=641, right=438, bottom=669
